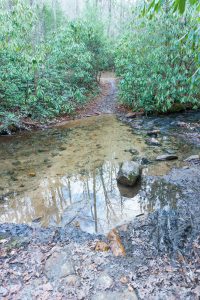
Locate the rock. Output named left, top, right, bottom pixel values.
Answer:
left=107, top=229, right=126, bottom=257
left=95, top=241, right=110, bottom=252
left=124, top=148, right=139, bottom=155
left=96, top=272, right=114, bottom=290
left=139, top=157, right=150, bottom=165
left=29, top=172, right=36, bottom=177
left=44, top=251, right=75, bottom=280
left=156, top=154, right=178, bottom=161
left=184, top=155, right=199, bottom=162
left=64, top=275, right=80, bottom=286
left=165, top=149, right=176, bottom=154
left=147, top=129, right=160, bottom=136
left=59, top=146, right=66, bottom=151
left=92, top=290, right=137, bottom=300
left=60, top=262, right=75, bottom=278
left=117, top=161, right=140, bottom=187
left=0, top=287, right=8, bottom=297
left=146, top=138, right=161, bottom=146
left=125, top=112, right=144, bottom=118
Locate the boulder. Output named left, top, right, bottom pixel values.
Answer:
left=156, top=154, right=178, bottom=161
left=117, top=161, right=140, bottom=186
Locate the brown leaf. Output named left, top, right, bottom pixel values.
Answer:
left=95, top=241, right=110, bottom=252
left=120, top=276, right=129, bottom=284
left=107, top=229, right=126, bottom=257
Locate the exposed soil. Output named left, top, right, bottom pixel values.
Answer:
left=0, top=74, right=200, bottom=299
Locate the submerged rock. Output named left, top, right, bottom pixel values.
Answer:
left=117, top=161, right=140, bottom=187
left=146, top=138, right=161, bottom=146
left=147, top=129, right=160, bottom=137
left=156, top=154, right=178, bottom=161
left=184, top=155, right=199, bottom=162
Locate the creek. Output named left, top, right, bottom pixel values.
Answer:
left=0, top=113, right=198, bottom=234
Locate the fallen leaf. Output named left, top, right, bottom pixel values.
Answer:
left=120, top=276, right=129, bottom=284
left=107, top=229, right=126, bottom=257
left=95, top=241, right=110, bottom=252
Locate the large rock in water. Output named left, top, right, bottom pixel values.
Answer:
left=117, top=161, right=140, bottom=186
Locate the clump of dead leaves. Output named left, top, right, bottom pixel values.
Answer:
left=95, top=228, right=126, bottom=257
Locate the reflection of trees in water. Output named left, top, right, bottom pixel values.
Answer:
left=139, top=178, right=179, bottom=213
left=40, top=161, right=127, bottom=231
left=1, top=161, right=142, bottom=231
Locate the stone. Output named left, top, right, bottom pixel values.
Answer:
left=96, top=272, right=114, bottom=290
left=64, top=275, right=80, bottom=286
left=156, top=154, right=178, bottom=161
left=139, top=157, right=150, bottom=165
left=147, top=129, right=160, bottom=136
left=117, top=161, right=140, bottom=187
left=146, top=138, right=161, bottom=146
left=29, top=172, right=36, bottom=177
left=126, top=112, right=144, bottom=118
left=184, top=155, right=199, bottom=162
left=44, top=251, right=75, bottom=280
left=0, top=287, right=8, bottom=297
left=126, top=112, right=137, bottom=118
left=92, top=290, right=138, bottom=300
left=107, top=229, right=126, bottom=257
left=165, top=149, right=176, bottom=154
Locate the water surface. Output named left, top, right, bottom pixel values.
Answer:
left=0, top=115, right=195, bottom=233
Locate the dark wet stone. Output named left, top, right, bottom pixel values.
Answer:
left=139, top=157, right=150, bottom=165
left=156, top=154, right=178, bottom=161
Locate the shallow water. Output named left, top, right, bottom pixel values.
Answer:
left=0, top=115, right=197, bottom=233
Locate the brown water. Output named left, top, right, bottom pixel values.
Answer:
left=0, top=115, right=192, bottom=233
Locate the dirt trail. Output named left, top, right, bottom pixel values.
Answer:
left=48, top=72, right=120, bottom=128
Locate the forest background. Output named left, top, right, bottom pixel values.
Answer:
left=0, top=0, right=199, bottom=133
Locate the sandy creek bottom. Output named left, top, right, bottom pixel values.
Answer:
left=0, top=115, right=194, bottom=234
